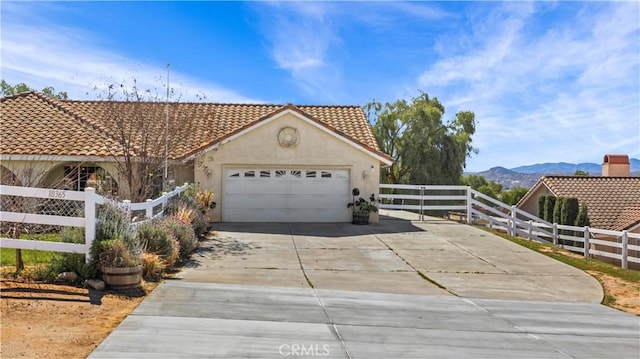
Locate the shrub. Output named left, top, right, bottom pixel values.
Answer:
left=195, top=190, right=216, bottom=213
left=97, top=239, right=141, bottom=267
left=89, top=203, right=138, bottom=270
left=162, top=216, right=197, bottom=259
left=561, top=197, right=579, bottom=226
left=166, top=196, right=209, bottom=237
left=44, top=227, right=95, bottom=281
left=537, top=196, right=546, bottom=219
left=95, top=203, right=132, bottom=243
left=136, top=221, right=179, bottom=268
left=575, top=203, right=590, bottom=227
left=553, top=197, right=564, bottom=225
left=175, top=206, right=195, bottom=224
left=191, top=210, right=209, bottom=236
left=543, top=196, right=556, bottom=223
left=141, top=252, right=164, bottom=280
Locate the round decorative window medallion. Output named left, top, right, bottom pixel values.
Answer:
left=278, top=127, right=299, bottom=147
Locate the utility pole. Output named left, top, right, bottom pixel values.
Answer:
left=163, top=63, right=170, bottom=192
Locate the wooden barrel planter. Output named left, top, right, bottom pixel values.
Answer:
left=100, top=264, right=143, bottom=289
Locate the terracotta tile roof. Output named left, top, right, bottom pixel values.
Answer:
left=537, top=176, right=640, bottom=231
left=0, top=92, right=122, bottom=156
left=612, top=206, right=640, bottom=232
left=1, top=92, right=388, bottom=161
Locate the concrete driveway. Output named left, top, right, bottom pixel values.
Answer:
left=91, top=212, right=639, bottom=358
left=176, top=212, right=602, bottom=302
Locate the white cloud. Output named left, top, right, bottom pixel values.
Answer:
left=417, top=2, right=640, bottom=171
left=251, top=2, right=342, bottom=102
left=0, top=4, right=261, bottom=103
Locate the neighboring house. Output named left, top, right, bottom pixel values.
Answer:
left=1, top=92, right=392, bottom=223
left=516, top=155, right=640, bottom=233
left=516, top=155, right=640, bottom=268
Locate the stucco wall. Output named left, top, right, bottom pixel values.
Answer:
left=194, top=112, right=382, bottom=222
left=518, top=185, right=553, bottom=217
left=1, top=159, right=126, bottom=197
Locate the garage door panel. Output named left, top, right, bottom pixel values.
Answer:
left=223, top=168, right=350, bottom=222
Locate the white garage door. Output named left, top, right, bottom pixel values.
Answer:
left=223, top=168, right=350, bottom=222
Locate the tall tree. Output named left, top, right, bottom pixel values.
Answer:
left=95, top=81, right=197, bottom=202
left=366, top=92, right=476, bottom=185
left=1, top=79, right=68, bottom=99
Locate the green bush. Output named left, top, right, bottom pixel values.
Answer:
left=97, top=239, right=141, bottom=267
left=543, top=196, right=556, bottom=223
left=95, top=203, right=132, bottom=243
left=191, top=210, right=209, bottom=236
left=162, top=216, right=197, bottom=259
left=562, top=197, right=579, bottom=226
left=89, top=203, right=138, bottom=269
left=537, top=196, right=546, bottom=219
left=44, top=227, right=96, bottom=281
left=575, top=203, right=590, bottom=227
left=136, top=221, right=179, bottom=267
left=553, top=197, right=564, bottom=225
left=166, top=193, right=209, bottom=236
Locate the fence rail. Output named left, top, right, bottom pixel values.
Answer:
left=0, top=183, right=190, bottom=262
left=380, top=184, right=639, bottom=270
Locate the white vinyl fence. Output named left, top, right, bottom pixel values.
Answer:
left=0, top=183, right=190, bottom=262
left=380, top=184, right=640, bottom=269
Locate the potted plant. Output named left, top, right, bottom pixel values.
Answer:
left=348, top=188, right=379, bottom=225
left=97, top=238, right=143, bottom=289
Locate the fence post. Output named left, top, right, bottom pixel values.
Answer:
left=161, top=191, right=169, bottom=215
left=84, top=188, right=96, bottom=263
left=621, top=231, right=628, bottom=269
left=510, top=206, right=517, bottom=237
left=121, top=200, right=131, bottom=225
left=466, top=187, right=472, bottom=225
left=419, top=186, right=425, bottom=222
left=583, top=226, right=590, bottom=258
left=552, top=223, right=558, bottom=246
left=528, top=220, right=533, bottom=240
left=145, top=199, right=153, bottom=219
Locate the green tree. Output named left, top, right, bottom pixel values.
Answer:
left=477, top=181, right=503, bottom=200
left=575, top=203, right=590, bottom=227
left=561, top=197, right=579, bottom=226
left=537, top=195, right=547, bottom=218
left=499, top=187, right=529, bottom=206
left=543, top=196, right=556, bottom=223
left=553, top=197, right=564, bottom=225
left=367, top=92, right=476, bottom=185
left=573, top=170, right=589, bottom=176
left=1, top=79, right=68, bottom=99
left=461, top=174, right=488, bottom=190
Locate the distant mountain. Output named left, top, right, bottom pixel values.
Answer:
left=510, top=158, right=640, bottom=175
left=468, top=158, right=639, bottom=189
left=471, top=167, right=542, bottom=188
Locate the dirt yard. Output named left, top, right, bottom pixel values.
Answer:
left=0, top=280, right=154, bottom=358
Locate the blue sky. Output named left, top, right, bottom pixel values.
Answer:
left=2, top=1, right=639, bottom=172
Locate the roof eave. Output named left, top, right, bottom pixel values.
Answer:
left=180, top=106, right=393, bottom=165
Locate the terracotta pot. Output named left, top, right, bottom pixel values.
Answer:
left=99, top=264, right=143, bottom=289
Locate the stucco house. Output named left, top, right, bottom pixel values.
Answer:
left=516, top=155, right=640, bottom=268
left=1, top=92, right=392, bottom=223
left=516, top=155, right=640, bottom=234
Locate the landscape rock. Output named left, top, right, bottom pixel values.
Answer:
left=85, top=279, right=106, bottom=291
left=55, top=271, right=78, bottom=283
